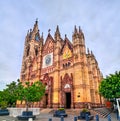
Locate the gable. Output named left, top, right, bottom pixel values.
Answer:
left=43, top=34, right=54, bottom=54
left=62, top=45, right=72, bottom=59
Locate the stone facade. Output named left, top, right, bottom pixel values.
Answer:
left=19, top=20, right=104, bottom=109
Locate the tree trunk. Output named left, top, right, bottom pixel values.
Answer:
left=26, top=101, right=29, bottom=112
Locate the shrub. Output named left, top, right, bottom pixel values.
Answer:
left=82, top=108, right=89, bottom=112
left=0, top=101, right=7, bottom=109
left=58, top=108, right=65, bottom=111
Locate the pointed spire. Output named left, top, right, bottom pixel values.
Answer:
left=54, top=25, right=61, bottom=40
left=41, top=32, right=43, bottom=39
left=64, top=34, right=70, bottom=44
left=79, top=26, right=82, bottom=33
left=91, top=50, right=94, bottom=57
left=35, top=18, right=38, bottom=24
left=72, top=25, right=79, bottom=40
left=48, top=29, right=51, bottom=34
left=27, top=30, right=29, bottom=35
left=47, top=29, right=51, bottom=38
left=64, top=34, right=68, bottom=42
left=26, top=30, right=30, bottom=40
left=33, top=18, right=39, bottom=33
left=78, top=26, right=83, bottom=34
left=56, top=25, right=59, bottom=32
left=74, top=25, right=77, bottom=33
left=40, top=32, right=44, bottom=46
left=29, top=29, right=32, bottom=39
left=87, top=48, right=90, bottom=54
left=79, top=26, right=83, bottom=35
left=65, top=34, right=67, bottom=38
left=25, top=30, right=30, bottom=44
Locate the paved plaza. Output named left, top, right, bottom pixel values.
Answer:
left=0, top=110, right=118, bottom=121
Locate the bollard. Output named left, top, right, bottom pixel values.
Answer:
left=74, top=116, right=77, bottom=121
left=60, top=116, right=64, bottom=121
left=96, top=115, right=99, bottom=121
left=117, top=117, right=120, bottom=121
left=107, top=114, right=111, bottom=121
left=48, top=118, right=52, bottom=121
left=116, top=110, right=119, bottom=120
left=28, top=118, right=33, bottom=121
left=85, top=114, right=89, bottom=121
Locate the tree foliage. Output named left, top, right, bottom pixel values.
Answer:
left=0, top=79, right=45, bottom=110
left=0, top=80, right=20, bottom=107
left=99, top=71, right=120, bottom=99
left=0, top=91, right=8, bottom=108
left=5, top=80, right=20, bottom=107
left=17, top=81, right=45, bottom=111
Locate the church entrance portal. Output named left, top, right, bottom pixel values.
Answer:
left=66, top=92, right=71, bottom=108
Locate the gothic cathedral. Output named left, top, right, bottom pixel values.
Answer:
left=20, top=20, right=104, bottom=109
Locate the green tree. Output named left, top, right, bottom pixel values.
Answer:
left=0, top=79, right=45, bottom=111
left=99, top=71, right=120, bottom=99
left=4, top=80, right=20, bottom=107
left=0, top=80, right=20, bottom=107
left=17, top=81, right=45, bottom=111
left=0, top=88, right=13, bottom=108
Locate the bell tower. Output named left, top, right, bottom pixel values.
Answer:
left=72, top=26, right=85, bottom=61
left=72, top=26, right=91, bottom=108
left=20, top=19, right=43, bottom=83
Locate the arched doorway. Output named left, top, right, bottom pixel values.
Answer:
left=40, top=73, right=53, bottom=108
left=60, top=73, right=74, bottom=108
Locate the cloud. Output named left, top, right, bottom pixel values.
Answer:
left=0, top=0, right=120, bottom=90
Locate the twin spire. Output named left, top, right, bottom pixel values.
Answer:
left=87, top=48, right=95, bottom=57
left=73, top=25, right=83, bottom=35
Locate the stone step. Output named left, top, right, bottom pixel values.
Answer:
left=91, top=108, right=112, bottom=118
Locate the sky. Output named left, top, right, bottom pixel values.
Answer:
left=0, top=0, right=120, bottom=90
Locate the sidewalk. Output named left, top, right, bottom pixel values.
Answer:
left=35, top=112, right=118, bottom=121
left=0, top=112, right=118, bottom=121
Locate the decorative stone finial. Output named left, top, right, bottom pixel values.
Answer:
left=87, top=48, right=90, bottom=54
left=79, top=26, right=81, bottom=32
left=65, top=34, right=67, bottom=38
left=48, top=29, right=51, bottom=33
left=74, top=25, right=77, bottom=33
left=36, top=18, right=38, bottom=23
